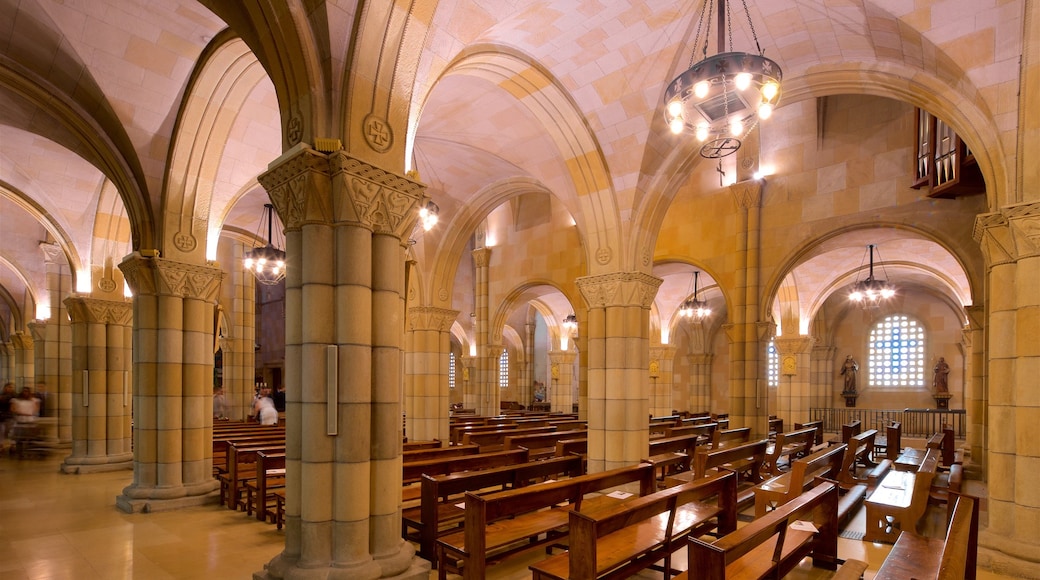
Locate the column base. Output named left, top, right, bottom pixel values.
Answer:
left=116, top=480, right=221, bottom=513
left=61, top=455, right=133, bottom=474
left=979, top=530, right=1040, bottom=578
left=252, top=556, right=430, bottom=580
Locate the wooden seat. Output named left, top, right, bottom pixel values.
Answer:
left=665, top=439, right=768, bottom=511
left=874, top=492, right=979, bottom=579
left=762, top=426, right=816, bottom=475
left=864, top=447, right=940, bottom=543
left=754, top=443, right=845, bottom=517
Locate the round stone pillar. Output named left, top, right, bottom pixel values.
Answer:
left=62, top=297, right=133, bottom=474
left=405, top=307, right=458, bottom=443
left=116, top=253, right=224, bottom=512
left=255, top=146, right=429, bottom=579
left=648, top=345, right=676, bottom=417
left=549, top=350, right=578, bottom=414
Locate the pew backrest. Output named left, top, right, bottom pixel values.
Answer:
left=402, top=448, right=529, bottom=484
left=795, top=420, right=824, bottom=446
left=694, top=438, right=769, bottom=481
left=711, top=426, right=752, bottom=450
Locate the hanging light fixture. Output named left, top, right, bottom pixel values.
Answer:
left=243, top=203, right=286, bottom=286
left=419, top=200, right=439, bottom=231
left=562, top=314, right=578, bottom=332
left=680, top=271, right=712, bottom=320
left=849, top=244, right=895, bottom=307
left=663, top=0, right=782, bottom=159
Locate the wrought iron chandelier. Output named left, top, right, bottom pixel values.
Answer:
left=680, top=271, right=711, bottom=320
left=664, top=0, right=782, bottom=159
left=562, top=314, right=578, bottom=332
left=849, top=244, right=895, bottom=307
left=243, top=203, right=286, bottom=286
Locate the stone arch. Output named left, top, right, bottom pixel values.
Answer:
left=0, top=182, right=84, bottom=288
left=423, top=46, right=619, bottom=272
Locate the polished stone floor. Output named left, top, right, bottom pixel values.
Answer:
left=0, top=450, right=1014, bottom=579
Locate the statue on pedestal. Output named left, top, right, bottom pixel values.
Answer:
left=839, top=355, right=859, bottom=407
left=933, top=357, right=950, bottom=393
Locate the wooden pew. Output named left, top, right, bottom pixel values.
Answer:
left=711, top=426, right=751, bottom=450
left=554, top=438, right=587, bottom=458
left=768, top=416, right=784, bottom=436
left=873, top=421, right=902, bottom=460
left=762, top=426, right=816, bottom=475
left=836, top=429, right=889, bottom=489
left=460, top=426, right=555, bottom=452
left=864, top=447, right=941, bottom=543
left=875, top=492, right=979, bottom=579
left=644, top=433, right=702, bottom=483
left=436, top=462, right=657, bottom=580
left=665, top=439, right=769, bottom=511
left=528, top=470, right=738, bottom=580
left=403, top=439, right=442, bottom=451
left=828, top=419, right=862, bottom=446
left=664, top=422, right=716, bottom=443
left=795, top=420, right=825, bottom=447
left=402, top=444, right=479, bottom=463
left=503, top=429, right=587, bottom=460
left=674, top=481, right=841, bottom=580
left=754, top=443, right=845, bottom=517
left=402, top=448, right=530, bottom=487
left=406, top=454, right=585, bottom=561
left=220, top=442, right=285, bottom=510
left=450, top=422, right=518, bottom=445
left=212, top=430, right=285, bottom=476
left=251, top=450, right=285, bottom=522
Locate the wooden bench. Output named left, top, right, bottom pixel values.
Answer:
left=664, top=421, right=716, bottom=443
left=835, top=429, right=889, bottom=489
left=795, top=420, right=824, bottom=447
left=403, top=448, right=530, bottom=487
left=665, top=439, right=769, bottom=511
left=402, top=444, right=479, bottom=463
left=864, top=447, right=941, bottom=543
left=711, top=427, right=752, bottom=450
left=436, top=462, right=657, bottom=580
left=450, top=422, right=518, bottom=445
left=219, top=442, right=285, bottom=510
left=768, top=416, right=783, bottom=437
left=212, top=430, right=285, bottom=476
left=875, top=492, right=979, bottom=579
left=406, top=454, right=585, bottom=561
left=828, top=419, right=862, bottom=446
left=504, top=429, right=588, bottom=460
left=754, top=443, right=845, bottom=517
left=528, top=470, right=738, bottom=580
left=675, top=480, right=841, bottom=580
left=644, top=433, right=702, bottom=484
left=460, top=426, right=556, bottom=452
left=554, top=438, right=588, bottom=458
left=873, top=421, right=902, bottom=460
left=762, top=426, right=816, bottom=475
left=250, top=450, right=285, bottom=522
left=403, top=439, right=442, bottom=451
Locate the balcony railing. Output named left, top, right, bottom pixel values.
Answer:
left=809, top=407, right=966, bottom=438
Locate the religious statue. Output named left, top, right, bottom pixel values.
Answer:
left=840, top=355, right=859, bottom=394
left=933, top=357, right=950, bottom=393
left=533, top=381, right=546, bottom=403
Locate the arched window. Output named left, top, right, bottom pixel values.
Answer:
left=868, top=315, right=925, bottom=388
left=448, top=351, right=456, bottom=389
left=767, top=340, right=779, bottom=387
left=499, top=349, right=509, bottom=388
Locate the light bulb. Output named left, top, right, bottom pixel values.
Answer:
left=730, top=119, right=743, bottom=136
left=735, top=73, right=752, bottom=91
left=761, top=81, right=779, bottom=101
left=758, top=102, right=773, bottom=119
left=695, top=125, right=709, bottom=141
left=670, top=118, right=684, bottom=134
left=244, top=258, right=254, bottom=269
left=666, top=100, right=683, bottom=118
left=694, top=81, right=709, bottom=99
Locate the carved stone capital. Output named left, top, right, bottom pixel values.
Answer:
left=576, top=272, right=662, bottom=309
left=39, top=242, right=64, bottom=264
left=64, top=296, right=133, bottom=326
left=27, top=322, right=47, bottom=342
left=407, top=307, right=459, bottom=332
left=11, top=330, right=35, bottom=350
left=973, top=201, right=1040, bottom=264
left=330, top=150, right=426, bottom=237
left=688, top=352, right=714, bottom=366
left=119, top=253, right=224, bottom=301
left=258, top=145, right=333, bottom=231
left=472, top=247, right=491, bottom=268
left=774, top=336, right=814, bottom=357
left=730, top=179, right=763, bottom=210
left=650, top=345, right=677, bottom=362
left=548, top=350, right=578, bottom=365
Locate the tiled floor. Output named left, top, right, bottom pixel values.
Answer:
left=0, top=451, right=1015, bottom=579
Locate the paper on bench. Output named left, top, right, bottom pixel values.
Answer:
left=606, top=490, right=633, bottom=499
left=790, top=520, right=818, bottom=533
left=454, top=502, right=465, bottom=509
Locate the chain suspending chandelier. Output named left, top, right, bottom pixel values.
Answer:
left=849, top=244, right=895, bottom=307
left=680, top=271, right=711, bottom=320
left=243, top=203, right=286, bottom=286
left=664, top=0, right=782, bottom=159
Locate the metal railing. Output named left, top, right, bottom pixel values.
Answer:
left=809, top=407, right=966, bottom=438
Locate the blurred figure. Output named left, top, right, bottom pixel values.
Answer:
left=34, top=382, right=49, bottom=417
left=272, top=384, right=286, bottom=412
left=255, top=389, right=278, bottom=426
left=213, top=385, right=228, bottom=421
left=0, top=382, right=15, bottom=452
left=11, top=386, right=39, bottom=420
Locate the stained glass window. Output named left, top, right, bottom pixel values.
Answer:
left=868, top=315, right=925, bottom=387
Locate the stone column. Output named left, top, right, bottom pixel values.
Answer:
left=116, top=253, right=223, bottom=512
left=255, top=146, right=428, bottom=579
left=0, top=342, right=11, bottom=383
left=774, top=336, right=814, bottom=427
left=37, top=242, right=73, bottom=439
left=549, top=350, right=577, bottom=414
left=61, top=297, right=133, bottom=473
left=405, top=306, right=457, bottom=442
left=973, top=205, right=1040, bottom=575
left=10, top=331, right=33, bottom=388
left=521, top=320, right=535, bottom=407
left=472, top=247, right=498, bottom=417
left=726, top=180, right=767, bottom=433
left=687, top=353, right=713, bottom=414
left=649, top=345, right=676, bottom=416
left=963, top=305, right=985, bottom=468
left=810, top=345, right=836, bottom=411
left=577, top=272, right=661, bottom=473
left=221, top=242, right=258, bottom=421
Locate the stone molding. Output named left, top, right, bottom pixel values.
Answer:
left=27, top=321, right=47, bottom=342
left=39, top=241, right=64, bottom=264
left=649, top=345, right=677, bottom=361
left=64, top=296, right=133, bottom=326
left=688, top=352, right=714, bottom=365
left=407, top=307, right=459, bottom=332
left=576, top=272, right=662, bottom=309
left=774, top=336, right=814, bottom=356
left=119, top=254, right=224, bottom=301
left=729, top=179, right=763, bottom=210
left=258, top=146, right=333, bottom=230
left=973, top=201, right=1040, bottom=264
left=10, top=331, right=33, bottom=350
left=331, top=151, right=425, bottom=237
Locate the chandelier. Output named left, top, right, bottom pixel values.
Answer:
left=562, top=314, right=578, bottom=332
left=849, top=244, right=895, bottom=306
left=419, top=200, right=439, bottom=231
left=243, top=203, right=286, bottom=286
left=680, top=271, right=711, bottom=320
left=664, top=0, right=782, bottom=158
